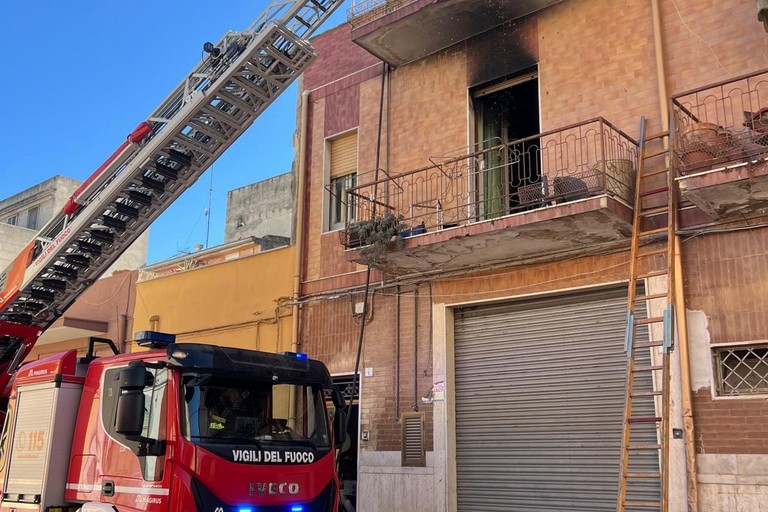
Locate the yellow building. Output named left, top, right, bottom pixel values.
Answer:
left=132, top=238, right=295, bottom=353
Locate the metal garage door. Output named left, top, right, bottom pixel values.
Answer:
left=454, top=287, right=659, bottom=511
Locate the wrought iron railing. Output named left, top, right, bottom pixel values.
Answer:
left=672, top=68, right=768, bottom=175
left=341, top=118, right=637, bottom=247
left=347, top=0, right=418, bottom=28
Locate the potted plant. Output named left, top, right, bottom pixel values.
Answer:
left=346, top=212, right=409, bottom=265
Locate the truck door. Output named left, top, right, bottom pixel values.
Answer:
left=98, top=367, right=172, bottom=511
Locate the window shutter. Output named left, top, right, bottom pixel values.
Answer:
left=401, top=412, right=425, bottom=467
left=330, top=132, right=357, bottom=178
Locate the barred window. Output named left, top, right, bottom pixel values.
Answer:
left=713, top=344, right=768, bottom=396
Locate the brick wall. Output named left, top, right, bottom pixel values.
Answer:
left=538, top=0, right=659, bottom=138
left=683, top=228, right=768, bottom=455
left=300, top=284, right=434, bottom=452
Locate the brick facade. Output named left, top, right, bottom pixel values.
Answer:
left=297, top=0, right=768, bottom=509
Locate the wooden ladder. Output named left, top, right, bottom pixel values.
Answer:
left=617, top=116, right=676, bottom=512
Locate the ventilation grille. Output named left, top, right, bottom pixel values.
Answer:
left=401, top=412, right=425, bottom=467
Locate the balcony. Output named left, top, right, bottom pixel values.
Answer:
left=346, top=0, right=564, bottom=66
left=673, top=68, right=768, bottom=219
left=342, top=118, right=638, bottom=275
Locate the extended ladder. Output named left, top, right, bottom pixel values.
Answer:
left=617, top=117, right=676, bottom=512
left=0, top=0, right=344, bottom=382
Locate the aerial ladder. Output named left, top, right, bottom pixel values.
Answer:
left=0, top=0, right=344, bottom=397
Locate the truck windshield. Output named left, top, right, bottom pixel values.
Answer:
left=180, top=375, right=330, bottom=448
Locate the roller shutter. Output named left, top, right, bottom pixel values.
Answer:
left=454, top=287, right=659, bottom=511
left=329, top=132, right=357, bottom=178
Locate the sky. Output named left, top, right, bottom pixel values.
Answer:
left=0, top=0, right=349, bottom=263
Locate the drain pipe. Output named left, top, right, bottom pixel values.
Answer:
left=291, top=88, right=310, bottom=353
left=413, top=286, right=419, bottom=411
left=651, top=2, right=698, bottom=509
left=395, top=285, right=401, bottom=421
left=675, top=236, right=699, bottom=512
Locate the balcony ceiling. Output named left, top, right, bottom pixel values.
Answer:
left=350, top=0, right=564, bottom=66
left=348, top=196, right=633, bottom=276
left=677, top=159, right=768, bottom=219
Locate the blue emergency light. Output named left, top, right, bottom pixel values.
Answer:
left=290, top=506, right=304, bottom=512
left=282, top=351, right=308, bottom=361
left=134, top=330, right=176, bottom=348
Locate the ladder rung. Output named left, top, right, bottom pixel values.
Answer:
left=40, top=279, right=67, bottom=292
left=636, top=246, right=668, bottom=258
left=639, top=187, right=668, bottom=197
left=641, top=148, right=668, bottom=160
left=77, top=240, right=102, bottom=255
left=636, top=316, right=664, bottom=325
left=642, top=167, right=669, bottom=178
left=644, top=131, right=668, bottom=141
left=89, top=229, right=115, bottom=244
left=634, top=341, right=663, bottom=349
left=639, top=205, right=668, bottom=217
left=30, top=288, right=56, bottom=302
left=631, top=390, right=662, bottom=398
left=167, top=149, right=192, bottom=167
left=102, top=215, right=127, bottom=231
left=20, top=301, right=46, bottom=312
left=636, top=269, right=668, bottom=279
left=635, top=292, right=667, bottom=301
left=637, top=227, right=668, bottom=238
left=142, top=175, right=166, bottom=193
left=6, top=313, right=33, bottom=324
left=629, top=416, right=662, bottom=423
left=628, top=443, right=661, bottom=450
left=152, top=162, right=178, bottom=181
left=625, top=471, right=662, bottom=478
left=63, top=254, right=89, bottom=267
left=624, top=500, right=661, bottom=509
left=50, top=264, right=79, bottom=279
left=634, top=365, right=664, bottom=372
left=114, top=202, right=140, bottom=219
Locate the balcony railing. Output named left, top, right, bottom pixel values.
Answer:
left=672, top=68, right=768, bottom=175
left=347, top=0, right=417, bottom=28
left=341, top=118, right=637, bottom=247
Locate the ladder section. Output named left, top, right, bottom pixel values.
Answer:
left=0, top=1, right=343, bottom=354
left=617, top=117, right=676, bottom=512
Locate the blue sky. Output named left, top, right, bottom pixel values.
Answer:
left=0, top=1, right=348, bottom=263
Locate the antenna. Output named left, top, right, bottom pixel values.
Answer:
left=205, top=168, right=214, bottom=248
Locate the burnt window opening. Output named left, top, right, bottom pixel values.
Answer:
left=472, top=69, right=541, bottom=219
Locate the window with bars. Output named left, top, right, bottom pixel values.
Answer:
left=6, top=214, right=18, bottom=226
left=401, top=412, right=425, bottom=467
left=713, top=344, right=768, bottom=396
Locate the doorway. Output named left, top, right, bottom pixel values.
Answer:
left=331, top=374, right=359, bottom=512
left=472, top=68, right=541, bottom=218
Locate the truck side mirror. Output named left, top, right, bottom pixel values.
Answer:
left=115, top=367, right=150, bottom=436
left=333, top=408, right=347, bottom=449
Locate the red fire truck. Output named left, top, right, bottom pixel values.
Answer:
left=0, top=334, right=346, bottom=512
left=0, top=0, right=347, bottom=510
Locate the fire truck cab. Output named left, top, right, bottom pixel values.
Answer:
left=0, top=333, right=345, bottom=512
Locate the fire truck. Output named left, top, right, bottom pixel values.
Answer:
left=0, top=0, right=347, bottom=510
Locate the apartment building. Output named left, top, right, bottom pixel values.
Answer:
left=1, top=176, right=148, bottom=358
left=295, top=1, right=768, bottom=511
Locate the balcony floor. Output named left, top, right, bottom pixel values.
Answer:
left=350, top=0, right=563, bottom=66
left=347, top=195, right=633, bottom=275
left=677, top=156, right=768, bottom=219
